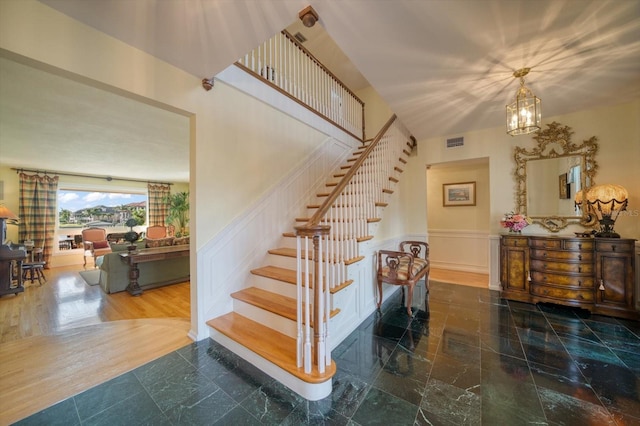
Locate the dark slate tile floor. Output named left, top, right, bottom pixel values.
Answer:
left=17, top=281, right=640, bottom=425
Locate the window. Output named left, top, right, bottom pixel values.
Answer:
left=58, top=189, right=147, bottom=230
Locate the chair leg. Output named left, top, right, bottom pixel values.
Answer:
left=36, top=267, right=46, bottom=285
left=377, top=279, right=383, bottom=309
left=406, top=284, right=414, bottom=317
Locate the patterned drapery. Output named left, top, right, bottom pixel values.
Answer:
left=18, top=172, right=59, bottom=266
left=148, top=183, right=171, bottom=227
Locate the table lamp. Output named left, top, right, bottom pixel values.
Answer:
left=0, top=206, right=19, bottom=245
left=585, top=184, right=628, bottom=238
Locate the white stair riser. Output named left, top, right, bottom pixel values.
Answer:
left=250, top=274, right=297, bottom=298
left=233, top=299, right=298, bottom=338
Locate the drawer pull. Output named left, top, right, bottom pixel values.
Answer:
left=599, top=280, right=605, bottom=291
left=543, top=263, right=547, bottom=269
left=578, top=255, right=582, bottom=261
left=543, top=289, right=549, bottom=295
left=578, top=280, right=581, bottom=286
left=543, top=253, right=547, bottom=258
left=578, top=243, right=582, bottom=249
left=612, top=245, right=616, bottom=252
left=578, top=266, right=582, bottom=273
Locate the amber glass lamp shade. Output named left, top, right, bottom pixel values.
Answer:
left=0, top=206, right=19, bottom=245
left=585, top=184, right=628, bottom=238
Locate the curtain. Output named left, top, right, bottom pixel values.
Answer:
left=148, top=183, right=171, bottom=228
left=18, top=172, right=59, bottom=266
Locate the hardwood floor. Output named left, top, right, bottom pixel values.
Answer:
left=0, top=265, right=191, bottom=424
left=429, top=267, right=489, bottom=288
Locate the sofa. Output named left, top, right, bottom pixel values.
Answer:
left=98, top=238, right=190, bottom=294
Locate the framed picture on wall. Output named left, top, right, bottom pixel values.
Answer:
left=559, top=173, right=569, bottom=199
left=443, top=181, right=476, bottom=207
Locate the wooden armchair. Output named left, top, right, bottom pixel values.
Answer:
left=377, top=241, right=430, bottom=316
left=82, top=227, right=112, bottom=267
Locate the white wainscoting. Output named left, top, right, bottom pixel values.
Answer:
left=427, top=229, right=490, bottom=275
left=194, top=136, right=358, bottom=340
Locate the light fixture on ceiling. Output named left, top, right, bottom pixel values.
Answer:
left=299, top=5, right=319, bottom=28
left=201, top=78, right=214, bottom=91
left=585, top=184, right=628, bottom=238
left=506, top=68, right=541, bottom=136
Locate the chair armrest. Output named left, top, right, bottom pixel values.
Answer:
left=399, top=241, right=429, bottom=260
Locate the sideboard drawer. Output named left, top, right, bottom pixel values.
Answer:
left=530, top=259, right=593, bottom=274
left=595, top=240, right=635, bottom=253
left=502, top=236, right=529, bottom=247
left=530, top=249, right=594, bottom=262
left=530, top=283, right=594, bottom=302
left=529, top=238, right=561, bottom=249
left=530, top=271, right=593, bottom=288
left=563, top=239, right=594, bottom=251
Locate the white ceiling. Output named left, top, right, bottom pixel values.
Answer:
left=1, top=0, right=639, bottom=182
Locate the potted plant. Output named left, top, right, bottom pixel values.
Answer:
left=164, top=191, right=189, bottom=237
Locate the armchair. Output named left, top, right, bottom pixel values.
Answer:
left=377, top=241, right=430, bottom=316
left=146, top=226, right=167, bottom=239
left=82, top=227, right=112, bottom=267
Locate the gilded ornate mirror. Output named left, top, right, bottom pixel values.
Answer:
left=514, top=122, right=599, bottom=232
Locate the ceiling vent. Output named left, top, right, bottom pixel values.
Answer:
left=446, top=137, right=464, bottom=148
left=294, top=32, right=307, bottom=43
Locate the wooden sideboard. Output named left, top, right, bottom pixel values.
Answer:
left=500, top=235, right=637, bottom=319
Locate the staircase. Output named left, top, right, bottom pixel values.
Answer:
left=207, top=115, right=413, bottom=400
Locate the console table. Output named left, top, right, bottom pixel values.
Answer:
left=500, top=235, right=637, bottom=319
left=119, top=246, right=189, bottom=296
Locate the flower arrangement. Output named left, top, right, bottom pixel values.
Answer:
left=500, top=212, right=532, bottom=233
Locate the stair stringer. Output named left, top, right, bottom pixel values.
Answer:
left=206, top=133, right=413, bottom=400
left=196, top=133, right=359, bottom=339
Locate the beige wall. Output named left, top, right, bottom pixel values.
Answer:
left=356, top=85, right=393, bottom=140
left=427, top=160, right=490, bottom=231
left=401, top=99, right=640, bottom=240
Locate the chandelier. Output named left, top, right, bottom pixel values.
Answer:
left=506, top=68, right=541, bottom=136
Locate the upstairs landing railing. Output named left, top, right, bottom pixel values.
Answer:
left=236, top=30, right=365, bottom=141
left=294, top=115, right=413, bottom=374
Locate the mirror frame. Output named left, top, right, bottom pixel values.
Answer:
left=514, top=121, right=599, bottom=232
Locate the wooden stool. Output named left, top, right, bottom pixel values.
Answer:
left=22, top=261, right=46, bottom=285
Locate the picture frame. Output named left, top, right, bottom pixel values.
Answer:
left=443, top=181, right=476, bottom=207
left=559, top=173, right=569, bottom=199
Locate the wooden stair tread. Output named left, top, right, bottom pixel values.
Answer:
left=232, top=287, right=341, bottom=320
left=376, top=202, right=388, bottom=207
left=232, top=287, right=297, bottom=320
left=251, top=265, right=297, bottom=284
left=284, top=232, right=373, bottom=243
left=269, top=247, right=363, bottom=266
left=252, top=265, right=356, bottom=293
left=207, top=313, right=335, bottom=384
left=269, top=247, right=310, bottom=259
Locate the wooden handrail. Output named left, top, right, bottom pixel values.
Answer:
left=296, top=114, right=397, bottom=233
